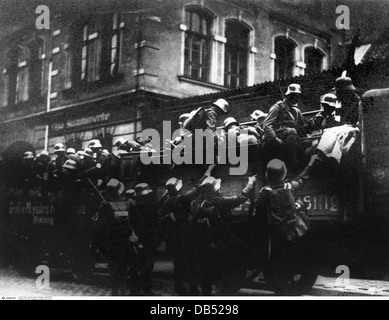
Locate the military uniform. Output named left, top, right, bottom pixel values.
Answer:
left=255, top=162, right=313, bottom=293
left=129, top=198, right=161, bottom=294
left=264, top=99, right=308, bottom=167
left=191, top=181, right=255, bottom=295
left=160, top=177, right=205, bottom=295
left=92, top=197, right=134, bottom=296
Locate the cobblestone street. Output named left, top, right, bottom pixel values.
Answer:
left=1, top=260, right=389, bottom=298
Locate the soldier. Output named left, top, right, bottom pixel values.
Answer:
left=223, top=117, right=261, bottom=146
left=53, top=143, right=69, bottom=169
left=255, top=155, right=319, bottom=293
left=66, top=148, right=76, bottom=156
left=89, top=139, right=103, bottom=159
left=160, top=165, right=215, bottom=295
left=81, top=148, right=96, bottom=171
left=191, top=174, right=257, bottom=295
left=307, top=94, right=339, bottom=132
left=263, top=84, right=308, bottom=170
left=91, top=178, right=137, bottom=296
left=115, top=138, right=143, bottom=153
left=129, top=183, right=161, bottom=295
left=33, top=151, right=51, bottom=182
left=21, top=151, right=35, bottom=183
left=184, top=98, right=229, bottom=133
left=334, top=75, right=360, bottom=126
left=250, top=110, right=268, bottom=136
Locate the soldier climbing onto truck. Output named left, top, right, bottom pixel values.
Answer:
left=190, top=172, right=257, bottom=295
left=254, top=154, right=321, bottom=294
left=159, top=164, right=216, bottom=295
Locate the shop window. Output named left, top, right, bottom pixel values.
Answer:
left=305, top=47, right=325, bottom=75
left=224, top=21, right=250, bottom=88
left=184, top=8, right=213, bottom=82
left=274, top=36, right=296, bottom=80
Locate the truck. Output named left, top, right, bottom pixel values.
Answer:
left=0, top=88, right=388, bottom=294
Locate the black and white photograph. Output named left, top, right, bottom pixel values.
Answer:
left=0, top=0, right=389, bottom=301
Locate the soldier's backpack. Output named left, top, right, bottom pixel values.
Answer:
left=261, top=185, right=310, bottom=242
left=183, top=107, right=205, bottom=133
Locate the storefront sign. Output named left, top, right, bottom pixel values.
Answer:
left=50, top=112, right=112, bottom=134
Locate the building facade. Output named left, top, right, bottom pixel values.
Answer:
left=0, top=0, right=345, bottom=156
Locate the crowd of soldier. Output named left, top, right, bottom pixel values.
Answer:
left=15, top=73, right=361, bottom=296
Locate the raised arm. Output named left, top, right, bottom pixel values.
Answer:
left=216, top=176, right=257, bottom=211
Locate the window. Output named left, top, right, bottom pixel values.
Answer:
left=3, top=47, right=29, bottom=106
left=16, top=47, right=29, bottom=103
left=110, top=13, right=123, bottom=77
left=2, top=68, right=9, bottom=107
left=68, top=14, right=123, bottom=88
left=28, top=38, right=45, bottom=99
left=82, top=21, right=102, bottom=82
left=225, top=21, right=250, bottom=88
left=274, top=37, right=296, bottom=80
left=184, top=8, right=213, bottom=82
left=305, top=47, right=324, bottom=75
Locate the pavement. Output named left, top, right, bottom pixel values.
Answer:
left=1, top=259, right=389, bottom=297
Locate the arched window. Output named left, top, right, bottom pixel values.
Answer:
left=274, top=37, right=296, bottom=80
left=305, top=47, right=324, bottom=75
left=28, top=38, right=45, bottom=100
left=224, top=21, right=250, bottom=88
left=184, top=8, right=213, bottom=82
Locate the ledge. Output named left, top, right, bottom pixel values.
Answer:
left=178, top=76, right=227, bottom=91
left=62, top=74, right=125, bottom=98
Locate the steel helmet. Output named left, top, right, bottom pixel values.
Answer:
left=54, top=143, right=66, bottom=153
left=115, top=138, right=128, bottom=148
left=89, top=139, right=103, bottom=149
left=166, top=178, right=183, bottom=192
left=101, top=149, right=110, bottom=156
left=38, top=150, right=50, bottom=160
left=250, top=110, right=268, bottom=121
left=335, top=76, right=356, bottom=92
left=23, top=151, right=35, bottom=160
left=107, top=178, right=125, bottom=197
left=213, top=99, right=229, bottom=114
left=223, top=117, right=239, bottom=131
left=201, top=176, right=221, bottom=192
left=285, top=84, right=302, bottom=96
left=266, top=159, right=287, bottom=183
left=67, top=148, right=76, bottom=155
left=63, top=159, right=78, bottom=171
left=321, top=93, right=337, bottom=108
left=126, top=189, right=136, bottom=200
left=82, top=148, right=94, bottom=158
left=76, top=150, right=85, bottom=159
left=134, top=183, right=153, bottom=197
